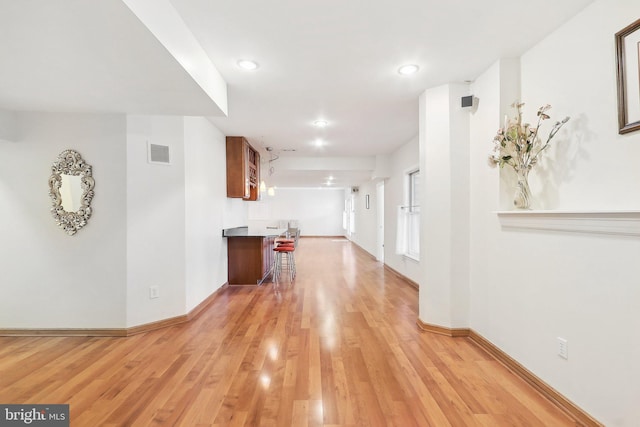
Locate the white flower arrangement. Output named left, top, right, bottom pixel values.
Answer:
left=489, top=102, right=570, bottom=173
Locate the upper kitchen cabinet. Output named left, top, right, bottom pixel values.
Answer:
left=226, top=136, right=260, bottom=201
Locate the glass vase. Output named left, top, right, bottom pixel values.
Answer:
left=513, top=168, right=531, bottom=209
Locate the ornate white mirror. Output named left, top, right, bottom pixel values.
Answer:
left=48, top=150, right=95, bottom=235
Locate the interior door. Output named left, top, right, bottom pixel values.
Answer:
left=376, top=181, right=385, bottom=262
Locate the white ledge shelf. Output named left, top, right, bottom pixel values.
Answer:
left=496, top=210, right=640, bottom=237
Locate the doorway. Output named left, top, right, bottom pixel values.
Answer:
left=376, top=181, right=385, bottom=262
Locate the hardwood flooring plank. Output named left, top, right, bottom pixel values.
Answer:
left=475, top=359, right=575, bottom=426
left=291, top=400, right=309, bottom=427
left=319, top=339, right=339, bottom=425
left=0, top=238, right=586, bottom=426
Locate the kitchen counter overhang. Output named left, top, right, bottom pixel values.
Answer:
left=222, top=226, right=286, bottom=238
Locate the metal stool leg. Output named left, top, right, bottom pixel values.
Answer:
left=273, top=251, right=281, bottom=283
left=289, top=251, right=296, bottom=281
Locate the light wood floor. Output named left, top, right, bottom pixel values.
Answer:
left=0, top=237, right=577, bottom=426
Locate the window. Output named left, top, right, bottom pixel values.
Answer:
left=406, top=170, right=420, bottom=259
left=396, top=169, right=420, bottom=260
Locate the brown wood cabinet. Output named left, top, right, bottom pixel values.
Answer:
left=226, top=136, right=260, bottom=201
left=227, top=236, right=275, bottom=285
left=223, top=226, right=284, bottom=285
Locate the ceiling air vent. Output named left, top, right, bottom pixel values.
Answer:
left=148, top=142, right=171, bottom=165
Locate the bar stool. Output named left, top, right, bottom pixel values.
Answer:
left=275, top=237, right=295, bottom=246
left=273, top=242, right=296, bottom=283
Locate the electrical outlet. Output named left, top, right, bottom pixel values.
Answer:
left=149, top=286, right=159, bottom=299
left=557, top=337, right=568, bottom=359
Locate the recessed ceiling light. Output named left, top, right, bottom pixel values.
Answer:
left=398, top=64, right=419, bottom=75
left=313, top=139, right=324, bottom=147
left=237, top=59, right=259, bottom=71
left=313, top=120, right=328, bottom=128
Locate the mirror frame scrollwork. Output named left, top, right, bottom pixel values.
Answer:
left=48, top=150, right=95, bottom=235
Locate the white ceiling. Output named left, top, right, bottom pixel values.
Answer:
left=0, top=0, right=595, bottom=188
left=0, top=0, right=225, bottom=116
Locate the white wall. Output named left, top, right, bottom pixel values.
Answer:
left=126, top=115, right=248, bottom=324
left=0, top=111, right=247, bottom=330
left=184, top=116, right=245, bottom=312
left=0, top=112, right=127, bottom=328
left=520, top=0, right=640, bottom=210
left=469, top=59, right=517, bottom=341
left=383, top=136, right=421, bottom=283
left=350, top=180, right=378, bottom=255
left=0, top=109, right=17, bottom=141
left=419, top=83, right=471, bottom=329
left=247, top=188, right=344, bottom=236
left=126, top=115, right=187, bottom=327
left=468, top=1, right=640, bottom=425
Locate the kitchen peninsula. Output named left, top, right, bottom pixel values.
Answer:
left=222, top=226, right=286, bottom=285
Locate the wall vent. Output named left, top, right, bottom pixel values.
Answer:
left=148, top=142, right=171, bottom=165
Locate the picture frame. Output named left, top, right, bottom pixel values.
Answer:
left=365, top=194, right=370, bottom=209
left=615, top=18, right=640, bottom=134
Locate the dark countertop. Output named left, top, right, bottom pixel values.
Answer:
left=222, top=226, right=287, bottom=238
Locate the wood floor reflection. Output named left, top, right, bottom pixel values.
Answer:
left=0, top=237, right=575, bottom=426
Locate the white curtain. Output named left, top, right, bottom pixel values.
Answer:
left=395, top=206, right=408, bottom=255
